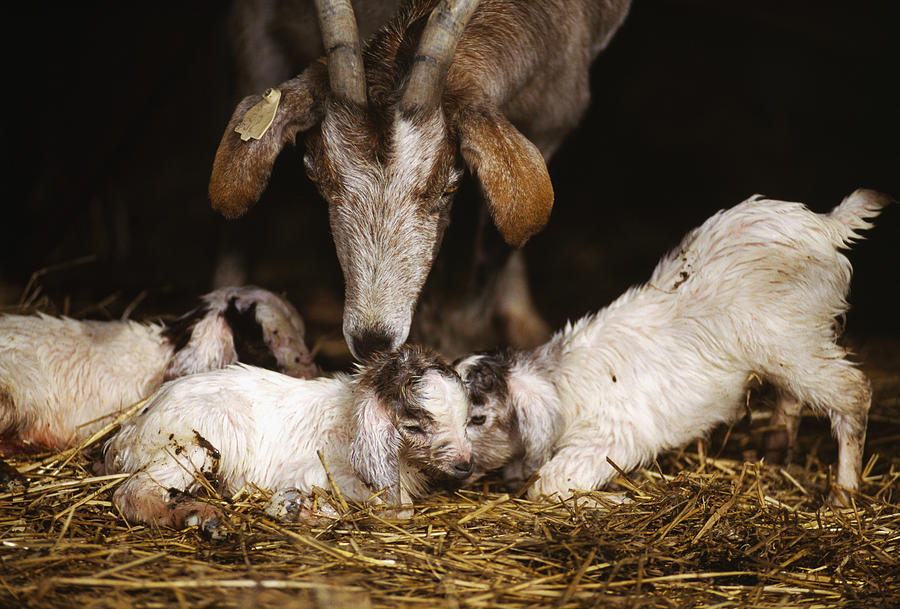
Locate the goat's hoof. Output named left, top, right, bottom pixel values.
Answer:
left=826, top=487, right=855, bottom=509
left=265, top=488, right=306, bottom=521
left=0, top=460, right=27, bottom=494
left=265, top=489, right=341, bottom=525
left=183, top=509, right=228, bottom=540
left=201, top=518, right=228, bottom=541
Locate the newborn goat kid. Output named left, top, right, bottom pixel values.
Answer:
left=457, top=189, right=891, bottom=504
left=0, top=286, right=317, bottom=451
left=104, top=345, right=472, bottom=535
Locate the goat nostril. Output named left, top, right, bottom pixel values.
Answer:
left=352, top=330, right=394, bottom=360
left=452, top=459, right=474, bottom=479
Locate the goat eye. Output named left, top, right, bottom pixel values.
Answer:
left=443, top=183, right=458, bottom=196
left=469, top=415, right=486, bottom=426
left=303, top=155, right=317, bottom=181
left=403, top=425, right=424, bottom=434
left=428, top=194, right=451, bottom=215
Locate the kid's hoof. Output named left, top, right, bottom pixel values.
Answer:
left=265, top=488, right=306, bottom=521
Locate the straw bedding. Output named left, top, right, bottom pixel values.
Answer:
left=2, top=337, right=898, bottom=609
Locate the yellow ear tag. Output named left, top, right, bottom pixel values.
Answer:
left=235, top=87, right=282, bottom=141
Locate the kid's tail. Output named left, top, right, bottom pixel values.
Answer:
left=828, top=188, right=894, bottom=242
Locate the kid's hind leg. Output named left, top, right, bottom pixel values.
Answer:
left=111, top=445, right=227, bottom=537
left=828, top=379, right=871, bottom=506
left=776, top=360, right=871, bottom=505
left=113, top=471, right=226, bottom=536
left=764, top=391, right=803, bottom=464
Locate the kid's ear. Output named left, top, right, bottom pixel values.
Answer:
left=458, top=104, right=554, bottom=248
left=350, top=392, right=401, bottom=496
left=164, top=314, right=235, bottom=381
left=508, top=369, right=561, bottom=474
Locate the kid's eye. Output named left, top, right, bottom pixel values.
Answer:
left=469, top=415, right=486, bottom=426
left=404, top=425, right=424, bottom=434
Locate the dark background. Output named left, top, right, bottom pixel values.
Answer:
left=4, top=1, right=899, bottom=363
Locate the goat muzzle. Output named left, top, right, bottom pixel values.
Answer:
left=450, top=457, right=474, bottom=480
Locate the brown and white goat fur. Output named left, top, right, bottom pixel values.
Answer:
left=209, top=0, right=632, bottom=359
left=0, top=286, right=317, bottom=451
left=103, top=345, right=472, bottom=536
left=456, top=189, right=892, bottom=505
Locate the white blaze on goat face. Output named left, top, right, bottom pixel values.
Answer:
left=317, top=107, right=461, bottom=360
left=389, top=113, right=449, bottom=190
left=409, top=369, right=472, bottom=472
left=457, top=189, right=890, bottom=505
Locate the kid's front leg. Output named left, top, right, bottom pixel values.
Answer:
left=528, top=443, right=621, bottom=503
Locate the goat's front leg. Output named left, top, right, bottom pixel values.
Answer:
left=829, top=407, right=869, bottom=507
left=493, top=250, right=551, bottom=349
left=527, top=440, right=622, bottom=503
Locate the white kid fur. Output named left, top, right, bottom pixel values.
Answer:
left=0, top=286, right=316, bottom=450
left=457, top=189, right=891, bottom=504
left=103, top=345, right=472, bottom=535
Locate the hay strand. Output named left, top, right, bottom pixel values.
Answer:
left=2, top=340, right=899, bottom=608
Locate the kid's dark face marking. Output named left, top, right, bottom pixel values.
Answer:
left=358, top=344, right=459, bottom=418
left=455, top=351, right=513, bottom=407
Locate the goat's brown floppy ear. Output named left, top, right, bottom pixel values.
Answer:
left=209, top=62, right=328, bottom=218
left=458, top=105, right=554, bottom=248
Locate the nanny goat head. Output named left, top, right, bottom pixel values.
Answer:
left=0, top=285, right=316, bottom=452
left=103, top=344, right=471, bottom=537
left=456, top=189, right=892, bottom=506
left=209, top=0, right=631, bottom=359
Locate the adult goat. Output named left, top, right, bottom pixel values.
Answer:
left=210, top=0, right=632, bottom=359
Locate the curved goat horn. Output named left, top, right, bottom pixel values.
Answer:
left=400, top=0, right=480, bottom=111
left=314, top=0, right=367, bottom=105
